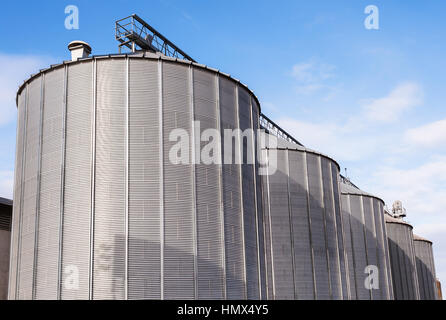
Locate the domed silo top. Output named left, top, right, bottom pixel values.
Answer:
left=384, top=213, right=414, bottom=229
left=413, top=234, right=433, bottom=244
left=340, top=181, right=384, bottom=203
left=16, top=50, right=261, bottom=113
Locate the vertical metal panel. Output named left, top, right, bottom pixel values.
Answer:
left=371, top=199, right=390, bottom=299
left=238, top=86, right=259, bottom=299
left=162, top=61, right=194, bottom=299
left=219, top=76, right=245, bottom=299
left=93, top=59, right=126, bottom=299
left=251, top=98, right=266, bottom=299
left=89, top=59, right=97, bottom=300
left=35, top=68, right=64, bottom=299
left=262, top=159, right=274, bottom=299
left=127, top=58, right=161, bottom=299
left=158, top=59, right=165, bottom=300
left=362, top=197, right=378, bottom=299
left=306, top=153, right=330, bottom=300
left=349, top=195, right=370, bottom=299
left=9, top=87, right=27, bottom=299
left=321, top=158, right=341, bottom=299
left=268, top=150, right=294, bottom=299
left=288, top=151, right=314, bottom=299
left=193, top=68, right=224, bottom=299
left=380, top=203, right=394, bottom=299
left=340, top=194, right=357, bottom=299
left=61, top=61, right=93, bottom=300
left=387, top=223, right=404, bottom=299
left=17, top=77, right=42, bottom=300
left=215, top=75, right=227, bottom=299
left=331, top=164, right=349, bottom=300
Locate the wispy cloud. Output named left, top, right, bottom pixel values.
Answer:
left=291, top=60, right=336, bottom=96
left=362, top=82, right=423, bottom=123
left=405, top=118, right=446, bottom=148
left=0, top=53, right=53, bottom=126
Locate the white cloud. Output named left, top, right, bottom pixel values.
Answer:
left=291, top=60, right=336, bottom=95
left=405, top=118, right=446, bottom=148
left=362, top=82, right=423, bottom=123
left=0, top=53, right=53, bottom=126
left=0, top=170, right=13, bottom=199
left=276, top=118, right=381, bottom=162
left=364, top=157, right=446, bottom=215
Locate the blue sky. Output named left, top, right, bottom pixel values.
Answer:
left=1, top=0, right=446, bottom=287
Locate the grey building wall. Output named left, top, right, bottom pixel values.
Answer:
left=9, top=53, right=264, bottom=300
left=262, top=146, right=348, bottom=300
left=340, top=183, right=393, bottom=300
left=385, top=214, right=420, bottom=300
left=413, top=235, right=437, bottom=300
left=0, top=199, right=12, bottom=300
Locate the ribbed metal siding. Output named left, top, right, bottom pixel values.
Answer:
left=35, top=68, right=64, bottom=299
left=219, top=76, right=245, bottom=299
left=93, top=59, right=126, bottom=299
left=251, top=99, right=266, bottom=299
left=264, top=149, right=346, bottom=300
left=306, top=154, right=330, bottom=299
left=321, top=158, right=341, bottom=299
left=61, top=62, right=93, bottom=300
left=267, top=150, right=294, bottom=299
left=17, top=77, right=41, bottom=300
left=372, top=199, right=392, bottom=299
left=238, top=87, right=259, bottom=299
left=162, top=61, right=195, bottom=299
left=341, top=194, right=356, bottom=299
left=386, top=222, right=419, bottom=300
left=128, top=59, right=161, bottom=299
left=193, top=68, right=224, bottom=299
left=414, top=240, right=436, bottom=300
left=8, top=88, right=27, bottom=299
left=288, top=151, right=314, bottom=299
left=331, top=165, right=348, bottom=300
left=349, top=195, right=370, bottom=299
left=12, top=56, right=261, bottom=300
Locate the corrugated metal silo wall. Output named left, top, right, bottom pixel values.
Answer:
left=8, top=56, right=265, bottom=300
left=340, top=192, right=393, bottom=300
left=262, top=148, right=348, bottom=299
left=386, top=221, right=420, bottom=300
left=413, top=240, right=437, bottom=300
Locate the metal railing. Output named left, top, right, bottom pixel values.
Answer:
left=259, top=113, right=304, bottom=146
left=115, top=14, right=196, bottom=62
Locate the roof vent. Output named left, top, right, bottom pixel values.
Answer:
left=392, top=200, right=407, bottom=219
left=68, top=40, right=92, bottom=61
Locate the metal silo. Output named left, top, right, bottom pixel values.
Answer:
left=8, top=34, right=265, bottom=299
left=385, top=213, right=420, bottom=300
left=261, top=143, right=348, bottom=300
left=413, top=234, right=438, bottom=300
left=340, top=180, right=393, bottom=300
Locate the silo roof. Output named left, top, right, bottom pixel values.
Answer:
left=340, top=180, right=385, bottom=204
left=413, top=233, right=433, bottom=244
left=263, top=139, right=341, bottom=171
left=384, top=213, right=413, bottom=229
left=16, top=50, right=261, bottom=113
